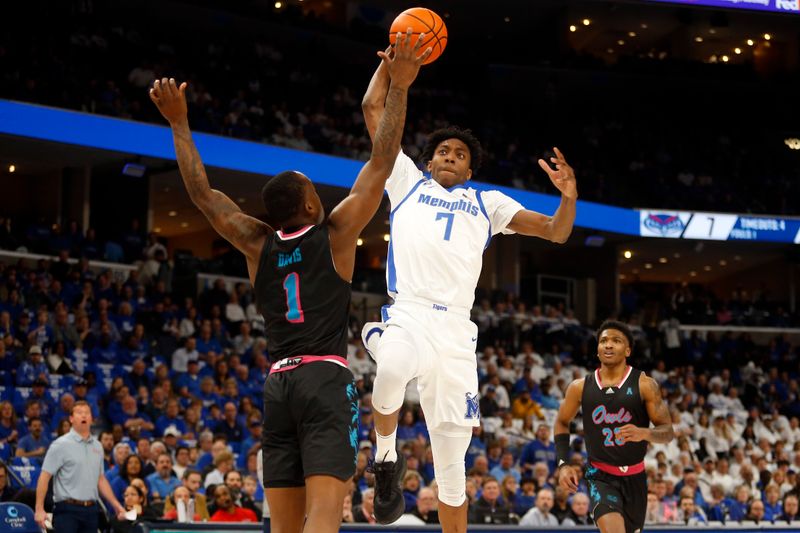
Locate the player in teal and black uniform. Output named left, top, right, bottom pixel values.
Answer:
left=150, top=31, right=432, bottom=533
left=554, top=320, right=674, bottom=533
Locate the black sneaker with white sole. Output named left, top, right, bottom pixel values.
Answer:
left=372, top=452, right=407, bottom=524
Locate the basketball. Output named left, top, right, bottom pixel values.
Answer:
left=389, top=7, right=448, bottom=65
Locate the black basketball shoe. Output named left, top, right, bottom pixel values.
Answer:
left=372, top=452, right=407, bottom=524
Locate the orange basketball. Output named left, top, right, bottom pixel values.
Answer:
left=389, top=7, right=448, bottom=65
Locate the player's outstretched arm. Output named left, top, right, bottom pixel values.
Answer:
left=554, top=378, right=583, bottom=493
left=149, top=79, right=271, bottom=282
left=617, top=375, right=675, bottom=444
left=362, top=47, right=392, bottom=142
left=507, top=147, right=577, bottom=243
left=329, top=31, right=431, bottom=280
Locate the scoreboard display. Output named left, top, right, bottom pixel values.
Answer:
left=640, top=210, right=800, bottom=243
left=647, top=0, right=800, bottom=14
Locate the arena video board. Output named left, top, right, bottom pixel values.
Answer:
left=648, top=0, right=800, bottom=14
left=640, top=210, right=800, bottom=242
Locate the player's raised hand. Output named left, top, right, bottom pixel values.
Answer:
left=557, top=464, right=580, bottom=494
left=149, top=78, right=188, bottom=126
left=538, top=147, right=577, bottom=200
left=378, top=28, right=432, bottom=90
left=616, top=424, right=648, bottom=443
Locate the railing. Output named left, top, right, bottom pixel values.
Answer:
left=0, top=249, right=137, bottom=283
left=678, top=324, right=800, bottom=344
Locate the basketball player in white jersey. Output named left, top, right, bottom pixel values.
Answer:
left=360, top=59, right=577, bottom=532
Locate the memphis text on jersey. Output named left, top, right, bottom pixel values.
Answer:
left=417, top=193, right=480, bottom=217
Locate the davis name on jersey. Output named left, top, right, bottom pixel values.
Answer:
left=385, top=151, right=525, bottom=310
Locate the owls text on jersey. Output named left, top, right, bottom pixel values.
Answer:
left=385, top=151, right=525, bottom=310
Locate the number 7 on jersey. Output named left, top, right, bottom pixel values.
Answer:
left=436, top=212, right=454, bottom=241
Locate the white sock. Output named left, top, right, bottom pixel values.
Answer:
left=375, top=428, right=398, bottom=463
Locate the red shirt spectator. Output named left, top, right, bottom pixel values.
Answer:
left=209, top=485, right=257, bottom=523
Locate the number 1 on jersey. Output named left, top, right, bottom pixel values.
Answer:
left=282, top=272, right=305, bottom=323
left=436, top=212, right=454, bottom=241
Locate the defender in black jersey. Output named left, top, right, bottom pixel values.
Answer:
left=554, top=320, right=674, bottom=533
left=149, top=32, right=433, bottom=533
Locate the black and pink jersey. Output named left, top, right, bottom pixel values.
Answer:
left=581, top=366, right=649, bottom=467
left=254, top=224, right=351, bottom=363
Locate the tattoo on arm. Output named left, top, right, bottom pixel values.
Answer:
left=648, top=423, right=675, bottom=443
left=172, top=123, right=219, bottom=210
left=171, top=121, right=269, bottom=255
left=372, top=86, right=407, bottom=159
left=646, top=379, right=675, bottom=444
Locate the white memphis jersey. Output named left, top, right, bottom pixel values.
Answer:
left=385, top=151, right=524, bottom=310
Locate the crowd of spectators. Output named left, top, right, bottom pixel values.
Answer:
left=620, top=283, right=800, bottom=330
left=2, top=1, right=799, bottom=218
left=0, top=239, right=795, bottom=526
left=1, top=1, right=799, bottom=528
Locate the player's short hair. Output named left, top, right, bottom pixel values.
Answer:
left=596, top=319, right=634, bottom=348
left=261, top=170, right=306, bottom=228
left=421, top=126, right=483, bottom=173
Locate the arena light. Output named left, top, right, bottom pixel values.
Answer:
left=659, top=257, right=668, bottom=264
left=689, top=271, right=697, bottom=277
left=569, top=25, right=577, bottom=32
left=582, top=18, right=591, bottom=26
left=695, top=36, right=704, bottom=43
left=785, top=138, right=800, bottom=150
left=623, top=250, right=632, bottom=259
left=673, top=252, right=681, bottom=258
left=644, top=263, right=653, bottom=269
left=641, top=23, right=648, bottom=29
left=237, top=197, right=246, bottom=204
left=617, top=40, right=625, bottom=46
left=383, top=234, right=390, bottom=242
left=154, top=227, right=162, bottom=233
left=704, top=265, right=712, bottom=271
left=628, top=31, right=637, bottom=37
left=168, top=211, right=177, bottom=217
left=747, top=39, right=755, bottom=46
left=274, top=1, right=282, bottom=8
left=719, top=260, right=727, bottom=266
left=180, top=222, right=189, bottom=228
left=357, top=238, right=363, bottom=246
left=722, top=55, right=729, bottom=62
left=8, top=164, right=15, bottom=173
left=764, top=33, right=771, bottom=40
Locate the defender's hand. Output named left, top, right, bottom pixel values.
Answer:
left=149, top=78, right=188, bottom=126
left=378, top=28, right=432, bottom=90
